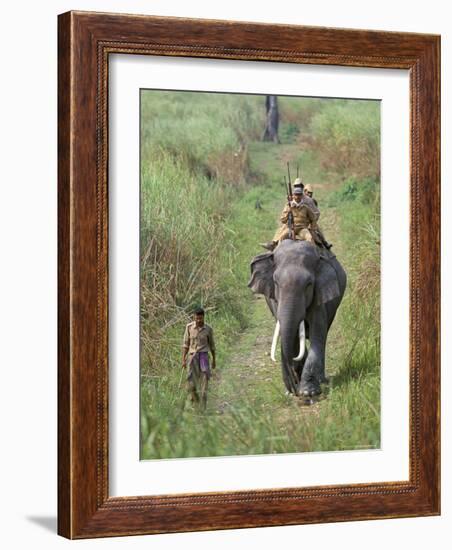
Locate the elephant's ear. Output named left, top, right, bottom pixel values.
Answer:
left=248, top=252, right=275, bottom=299
left=315, top=258, right=341, bottom=305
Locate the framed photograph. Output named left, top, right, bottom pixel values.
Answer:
left=58, top=11, right=440, bottom=539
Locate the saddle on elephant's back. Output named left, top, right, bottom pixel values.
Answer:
left=318, top=246, right=336, bottom=261
left=288, top=233, right=336, bottom=261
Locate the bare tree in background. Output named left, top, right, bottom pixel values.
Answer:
left=262, top=95, right=280, bottom=143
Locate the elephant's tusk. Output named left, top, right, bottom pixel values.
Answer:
left=293, top=322, right=306, bottom=361
left=270, top=320, right=280, bottom=363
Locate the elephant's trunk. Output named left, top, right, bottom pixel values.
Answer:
left=279, top=314, right=300, bottom=392
left=280, top=321, right=297, bottom=359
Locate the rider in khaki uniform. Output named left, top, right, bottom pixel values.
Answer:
left=300, top=181, right=332, bottom=249
left=304, top=183, right=317, bottom=205
left=182, top=307, right=216, bottom=409
left=265, top=187, right=316, bottom=249
left=294, top=178, right=319, bottom=220
left=280, top=186, right=318, bottom=242
left=262, top=178, right=332, bottom=251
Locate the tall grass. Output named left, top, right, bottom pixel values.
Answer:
left=141, top=91, right=263, bottom=184
left=318, top=177, right=381, bottom=449
left=309, top=100, right=380, bottom=180
left=278, top=97, right=324, bottom=143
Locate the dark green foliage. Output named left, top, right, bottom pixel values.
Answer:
left=280, top=121, right=300, bottom=143
left=328, top=176, right=379, bottom=207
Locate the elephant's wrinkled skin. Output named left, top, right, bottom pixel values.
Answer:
left=248, top=240, right=346, bottom=397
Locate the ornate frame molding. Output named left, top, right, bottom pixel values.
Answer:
left=58, top=11, right=440, bottom=538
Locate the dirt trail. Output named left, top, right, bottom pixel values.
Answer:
left=211, top=294, right=275, bottom=413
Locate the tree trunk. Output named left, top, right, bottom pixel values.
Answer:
left=262, top=95, right=280, bottom=143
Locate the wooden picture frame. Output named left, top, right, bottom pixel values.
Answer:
left=58, top=11, right=440, bottom=539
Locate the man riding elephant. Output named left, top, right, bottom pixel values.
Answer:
left=261, top=178, right=332, bottom=251
left=304, top=183, right=318, bottom=206
left=274, top=186, right=316, bottom=245
left=294, top=178, right=332, bottom=249
left=293, top=178, right=319, bottom=219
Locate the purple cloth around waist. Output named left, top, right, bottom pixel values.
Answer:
left=190, top=351, right=211, bottom=379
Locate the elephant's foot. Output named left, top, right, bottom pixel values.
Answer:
left=298, top=379, right=321, bottom=397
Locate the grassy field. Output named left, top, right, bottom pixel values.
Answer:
left=140, top=91, right=380, bottom=459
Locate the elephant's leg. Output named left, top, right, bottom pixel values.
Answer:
left=298, top=309, right=328, bottom=396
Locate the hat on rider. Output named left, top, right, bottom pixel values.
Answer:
left=293, top=177, right=303, bottom=188
left=304, top=184, right=313, bottom=193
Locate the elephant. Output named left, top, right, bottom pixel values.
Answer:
left=248, top=239, right=346, bottom=397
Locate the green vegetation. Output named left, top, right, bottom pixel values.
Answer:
left=140, top=90, right=381, bottom=459
left=309, top=100, right=381, bottom=180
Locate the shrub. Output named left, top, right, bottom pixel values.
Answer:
left=328, top=176, right=379, bottom=208
left=309, top=100, right=380, bottom=180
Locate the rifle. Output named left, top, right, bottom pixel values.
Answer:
left=284, top=175, right=294, bottom=240
left=297, top=162, right=303, bottom=182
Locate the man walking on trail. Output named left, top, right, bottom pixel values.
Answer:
left=182, top=307, right=216, bottom=410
